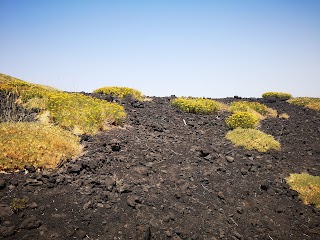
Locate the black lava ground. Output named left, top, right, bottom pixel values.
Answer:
left=1, top=95, right=320, bottom=240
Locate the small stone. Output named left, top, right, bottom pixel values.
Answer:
left=240, top=168, right=248, bottom=175
left=74, top=229, right=87, bottom=239
left=25, top=178, right=43, bottom=186
left=0, top=226, right=16, bottom=237
left=20, top=216, right=42, bottom=230
left=110, top=139, right=121, bottom=152
left=226, top=156, right=234, bottom=163
left=0, top=179, right=6, bottom=190
left=266, top=164, right=273, bottom=170
left=67, top=164, right=82, bottom=174
left=127, top=195, right=141, bottom=209
left=27, top=202, right=38, bottom=209
left=0, top=204, right=13, bottom=217
left=134, top=166, right=149, bottom=176
left=233, top=231, right=242, bottom=239
left=217, top=192, right=225, bottom=200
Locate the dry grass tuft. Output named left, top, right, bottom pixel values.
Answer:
left=286, top=173, right=320, bottom=209
left=226, top=128, right=281, bottom=152
left=171, top=97, right=222, bottom=114
left=288, top=97, right=320, bottom=111
left=0, top=122, right=82, bottom=171
left=279, top=113, right=290, bottom=119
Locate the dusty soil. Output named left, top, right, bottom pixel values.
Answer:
left=0, top=95, right=320, bottom=240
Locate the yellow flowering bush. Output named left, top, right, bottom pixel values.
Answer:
left=93, top=86, right=143, bottom=101
left=286, top=173, right=320, bottom=209
left=0, top=122, right=82, bottom=171
left=225, top=112, right=260, bottom=129
left=226, top=128, right=280, bottom=152
left=229, top=101, right=277, bottom=119
left=287, top=97, right=320, bottom=111
left=262, top=92, right=292, bottom=100
left=171, top=97, right=221, bottom=114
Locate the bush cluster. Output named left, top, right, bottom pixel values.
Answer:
left=0, top=122, right=82, bottom=171
left=262, top=92, right=292, bottom=100
left=226, top=128, right=281, bottom=152
left=225, top=112, right=260, bottom=129
left=287, top=97, right=320, bottom=111
left=229, top=101, right=268, bottom=115
left=286, top=173, right=320, bottom=209
left=93, top=86, right=143, bottom=101
left=171, top=97, right=221, bottom=114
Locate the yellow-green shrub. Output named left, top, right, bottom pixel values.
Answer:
left=0, top=122, right=82, bottom=171
left=171, top=97, right=221, bottom=114
left=288, top=97, right=320, bottom=111
left=286, top=173, right=320, bottom=209
left=0, top=73, right=127, bottom=134
left=93, top=86, right=143, bottom=100
left=229, top=101, right=277, bottom=118
left=226, top=128, right=281, bottom=152
left=47, top=92, right=126, bottom=134
left=262, top=92, right=292, bottom=100
left=225, top=112, right=260, bottom=129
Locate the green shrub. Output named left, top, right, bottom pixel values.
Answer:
left=262, top=92, right=292, bottom=100
left=93, top=86, right=143, bottom=100
left=171, top=97, right=221, bottom=114
left=288, top=97, right=320, bottom=111
left=226, top=128, right=281, bottom=152
left=11, top=197, right=28, bottom=212
left=228, top=101, right=277, bottom=118
left=0, top=122, right=82, bottom=171
left=286, top=173, right=320, bottom=209
left=225, top=112, right=260, bottom=129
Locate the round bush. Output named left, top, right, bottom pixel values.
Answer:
left=225, top=112, right=259, bottom=129
left=93, top=87, right=143, bottom=100
left=171, top=97, right=221, bottom=114
left=262, top=92, right=292, bottom=100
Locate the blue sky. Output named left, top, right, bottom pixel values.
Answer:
left=1, top=0, right=319, bottom=97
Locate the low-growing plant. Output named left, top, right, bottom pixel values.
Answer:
left=10, top=197, right=28, bottom=212
left=286, top=173, right=320, bottom=209
left=228, top=101, right=277, bottom=119
left=0, top=122, right=82, bottom=171
left=262, top=92, right=292, bottom=100
left=226, top=128, right=281, bottom=152
left=93, top=86, right=143, bottom=101
left=171, top=97, right=221, bottom=114
left=288, top=97, right=320, bottom=111
left=225, top=112, right=260, bottom=129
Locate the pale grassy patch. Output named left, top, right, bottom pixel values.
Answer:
left=286, top=173, right=320, bottom=209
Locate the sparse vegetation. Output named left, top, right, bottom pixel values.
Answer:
left=286, top=173, right=320, bottom=209
left=0, top=122, right=82, bottom=171
left=288, top=97, right=320, bottom=111
left=225, top=112, right=260, bottom=129
left=226, top=128, right=281, bottom=152
left=171, top=97, right=221, bottom=114
left=93, top=86, right=143, bottom=101
left=262, top=92, right=292, bottom=100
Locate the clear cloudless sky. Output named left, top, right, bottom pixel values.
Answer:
left=0, top=0, right=319, bottom=97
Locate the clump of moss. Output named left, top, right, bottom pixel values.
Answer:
left=226, top=128, right=280, bottom=152
left=93, top=86, right=143, bottom=101
left=0, top=122, right=82, bottom=171
left=225, top=112, right=260, bottom=129
left=171, top=97, right=221, bottom=114
left=286, top=173, right=320, bottom=209
left=10, top=197, right=28, bottom=212
left=262, top=92, right=292, bottom=100
left=288, top=97, right=320, bottom=111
